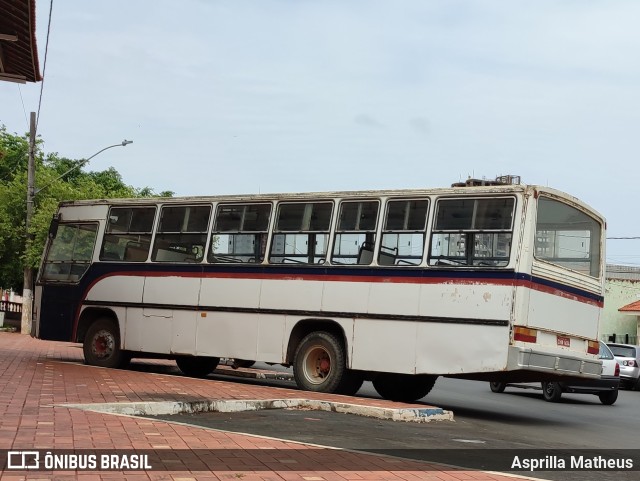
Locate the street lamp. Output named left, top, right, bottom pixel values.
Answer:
left=34, top=140, right=133, bottom=195
left=21, top=134, right=134, bottom=335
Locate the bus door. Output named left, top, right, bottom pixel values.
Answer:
left=36, top=222, right=99, bottom=341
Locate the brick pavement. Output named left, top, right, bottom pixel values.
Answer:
left=0, top=332, right=539, bottom=481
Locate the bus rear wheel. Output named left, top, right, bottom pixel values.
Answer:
left=541, top=381, right=563, bottom=402
left=232, top=359, right=256, bottom=369
left=83, top=318, right=129, bottom=369
left=293, top=331, right=350, bottom=394
left=489, top=382, right=507, bottom=393
left=372, top=373, right=437, bottom=402
left=337, top=370, right=365, bottom=396
left=176, top=356, right=220, bottom=378
left=598, top=390, right=618, bottom=405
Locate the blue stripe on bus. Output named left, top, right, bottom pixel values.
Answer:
left=36, top=263, right=603, bottom=343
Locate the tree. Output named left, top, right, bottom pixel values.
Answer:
left=0, top=126, right=173, bottom=290
left=0, top=125, right=29, bottom=181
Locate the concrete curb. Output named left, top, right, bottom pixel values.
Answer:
left=214, top=365, right=294, bottom=381
left=59, top=398, right=453, bottom=423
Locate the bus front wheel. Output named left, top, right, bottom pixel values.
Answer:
left=176, top=356, right=220, bottom=378
left=83, top=318, right=129, bottom=369
left=293, top=331, right=349, bottom=394
left=373, top=373, right=437, bottom=402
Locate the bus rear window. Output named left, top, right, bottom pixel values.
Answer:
left=535, top=197, right=601, bottom=277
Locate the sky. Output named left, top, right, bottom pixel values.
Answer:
left=1, top=0, right=639, bottom=265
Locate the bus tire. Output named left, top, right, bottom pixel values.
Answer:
left=83, top=318, right=128, bottom=369
left=293, top=331, right=347, bottom=394
left=542, top=381, right=563, bottom=402
left=337, top=370, right=365, bottom=396
left=598, top=390, right=618, bottom=405
left=176, top=356, right=220, bottom=378
left=232, top=359, right=256, bottom=369
left=489, top=382, right=507, bottom=393
left=372, top=373, right=437, bottom=402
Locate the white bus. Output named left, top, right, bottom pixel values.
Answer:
left=33, top=177, right=605, bottom=402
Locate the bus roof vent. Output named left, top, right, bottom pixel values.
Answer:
left=452, top=175, right=522, bottom=188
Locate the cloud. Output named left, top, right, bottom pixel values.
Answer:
left=409, top=117, right=430, bottom=135
left=354, top=114, right=384, bottom=128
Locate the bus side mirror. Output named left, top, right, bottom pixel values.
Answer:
left=48, top=214, right=61, bottom=239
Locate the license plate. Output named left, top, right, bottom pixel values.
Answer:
left=557, top=336, right=570, bottom=347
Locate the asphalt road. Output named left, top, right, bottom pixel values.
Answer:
left=141, top=364, right=640, bottom=481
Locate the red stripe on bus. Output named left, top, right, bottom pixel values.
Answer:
left=78, top=270, right=603, bottom=305
left=71, top=270, right=602, bottom=340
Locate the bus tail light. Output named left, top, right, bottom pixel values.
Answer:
left=514, top=327, right=537, bottom=343
left=587, top=340, right=599, bottom=355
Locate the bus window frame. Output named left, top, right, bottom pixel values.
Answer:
left=100, top=205, right=157, bottom=262
left=331, top=199, right=380, bottom=266
left=379, top=197, right=430, bottom=266
left=209, top=202, right=273, bottom=264
left=151, top=203, right=212, bottom=264
left=39, top=221, right=100, bottom=284
left=427, top=195, right=516, bottom=268
left=533, top=195, right=603, bottom=279
left=269, top=200, right=334, bottom=265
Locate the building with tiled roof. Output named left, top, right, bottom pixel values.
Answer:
left=603, top=265, right=640, bottom=345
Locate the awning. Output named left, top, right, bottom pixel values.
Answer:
left=0, top=0, right=41, bottom=83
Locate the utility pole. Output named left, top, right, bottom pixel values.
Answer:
left=19, top=134, right=132, bottom=335
left=21, top=112, right=36, bottom=335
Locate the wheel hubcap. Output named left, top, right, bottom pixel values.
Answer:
left=92, top=330, right=115, bottom=359
left=303, top=346, right=332, bottom=385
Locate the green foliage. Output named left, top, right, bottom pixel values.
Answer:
left=0, top=126, right=172, bottom=291
left=0, top=126, right=30, bottom=181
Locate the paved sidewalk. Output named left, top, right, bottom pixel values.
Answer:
left=0, top=332, right=537, bottom=481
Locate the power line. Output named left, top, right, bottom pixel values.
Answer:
left=35, top=0, right=54, bottom=134
left=607, top=237, right=640, bottom=240
left=18, top=85, right=28, bottom=129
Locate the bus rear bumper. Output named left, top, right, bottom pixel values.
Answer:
left=506, top=345, right=601, bottom=380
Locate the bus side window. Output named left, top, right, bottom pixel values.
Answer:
left=210, top=204, right=271, bottom=263
left=428, top=198, right=514, bottom=267
left=379, top=199, right=429, bottom=266
left=151, top=205, right=211, bottom=263
left=331, top=201, right=379, bottom=265
left=100, top=207, right=155, bottom=262
left=269, top=202, right=332, bottom=265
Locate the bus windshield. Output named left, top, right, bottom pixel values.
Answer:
left=40, top=223, right=99, bottom=283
